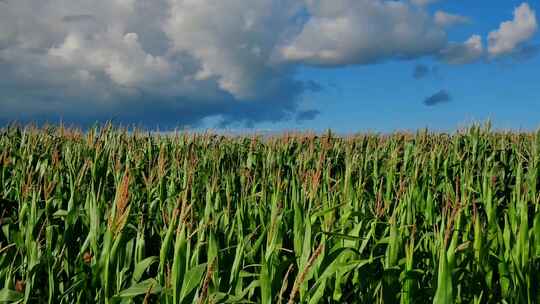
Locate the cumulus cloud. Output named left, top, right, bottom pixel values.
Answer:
left=0, top=0, right=309, bottom=127
left=488, top=3, right=538, bottom=57
left=48, top=31, right=172, bottom=87
left=435, top=11, right=470, bottom=27
left=163, top=0, right=304, bottom=100
left=278, top=0, right=447, bottom=66
left=438, top=35, right=484, bottom=64
left=423, top=90, right=451, bottom=106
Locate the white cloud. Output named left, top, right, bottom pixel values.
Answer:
left=279, top=0, right=447, bottom=66
left=48, top=31, right=171, bottom=87
left=438, top=35, right=484, bottom=64
left=488, top=3, right=538, bottom=57
left=435, top=11, right=470, bottom=27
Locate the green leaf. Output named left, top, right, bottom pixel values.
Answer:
left=53, top=209, right=68, bottom=218
left=113, top=279, right=162, bottom=299
left=260, top=259, right=272, bottom=304
left=180, top=263, right=207, bottom=303
left=0, top=288, right=23, bottom=303
left=132, top=256, right=158, bottom=283
left=433, top=250, right=453, bottom=304
left=308, top=278, right=327, bottom=304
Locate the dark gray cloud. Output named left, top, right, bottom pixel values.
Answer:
left=413, top=64, right=430, bottom=79
left=303, top=80, right=324, bottom=93
left=295, top=110, right=320, bottom=123
left=62, top=15, right=96, bottom=23
left=423, top=90, right=451, bottom=106
left=413, top=64, right=440, bottom=79
left=511, top=44, right=540, bottom=61
left=0, top=66, right=306, bottom=129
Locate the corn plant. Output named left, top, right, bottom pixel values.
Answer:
left=0, top=124, right=539, bottom=303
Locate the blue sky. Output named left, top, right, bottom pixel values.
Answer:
left=0, top=0, right=538, bottom=132
left=291, top=49, right=540, bottom=133
left=277, top=0, right=540, bottom=132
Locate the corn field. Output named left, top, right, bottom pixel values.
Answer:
left=0, top=124, right=539, bottom=303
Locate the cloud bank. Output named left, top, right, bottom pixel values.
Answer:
left=0, top=0, right=537, bottom=128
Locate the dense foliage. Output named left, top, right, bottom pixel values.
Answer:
left=0, top=125, right=539, bottom=303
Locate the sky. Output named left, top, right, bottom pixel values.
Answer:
left=0, top=0, right=538, bottom=133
